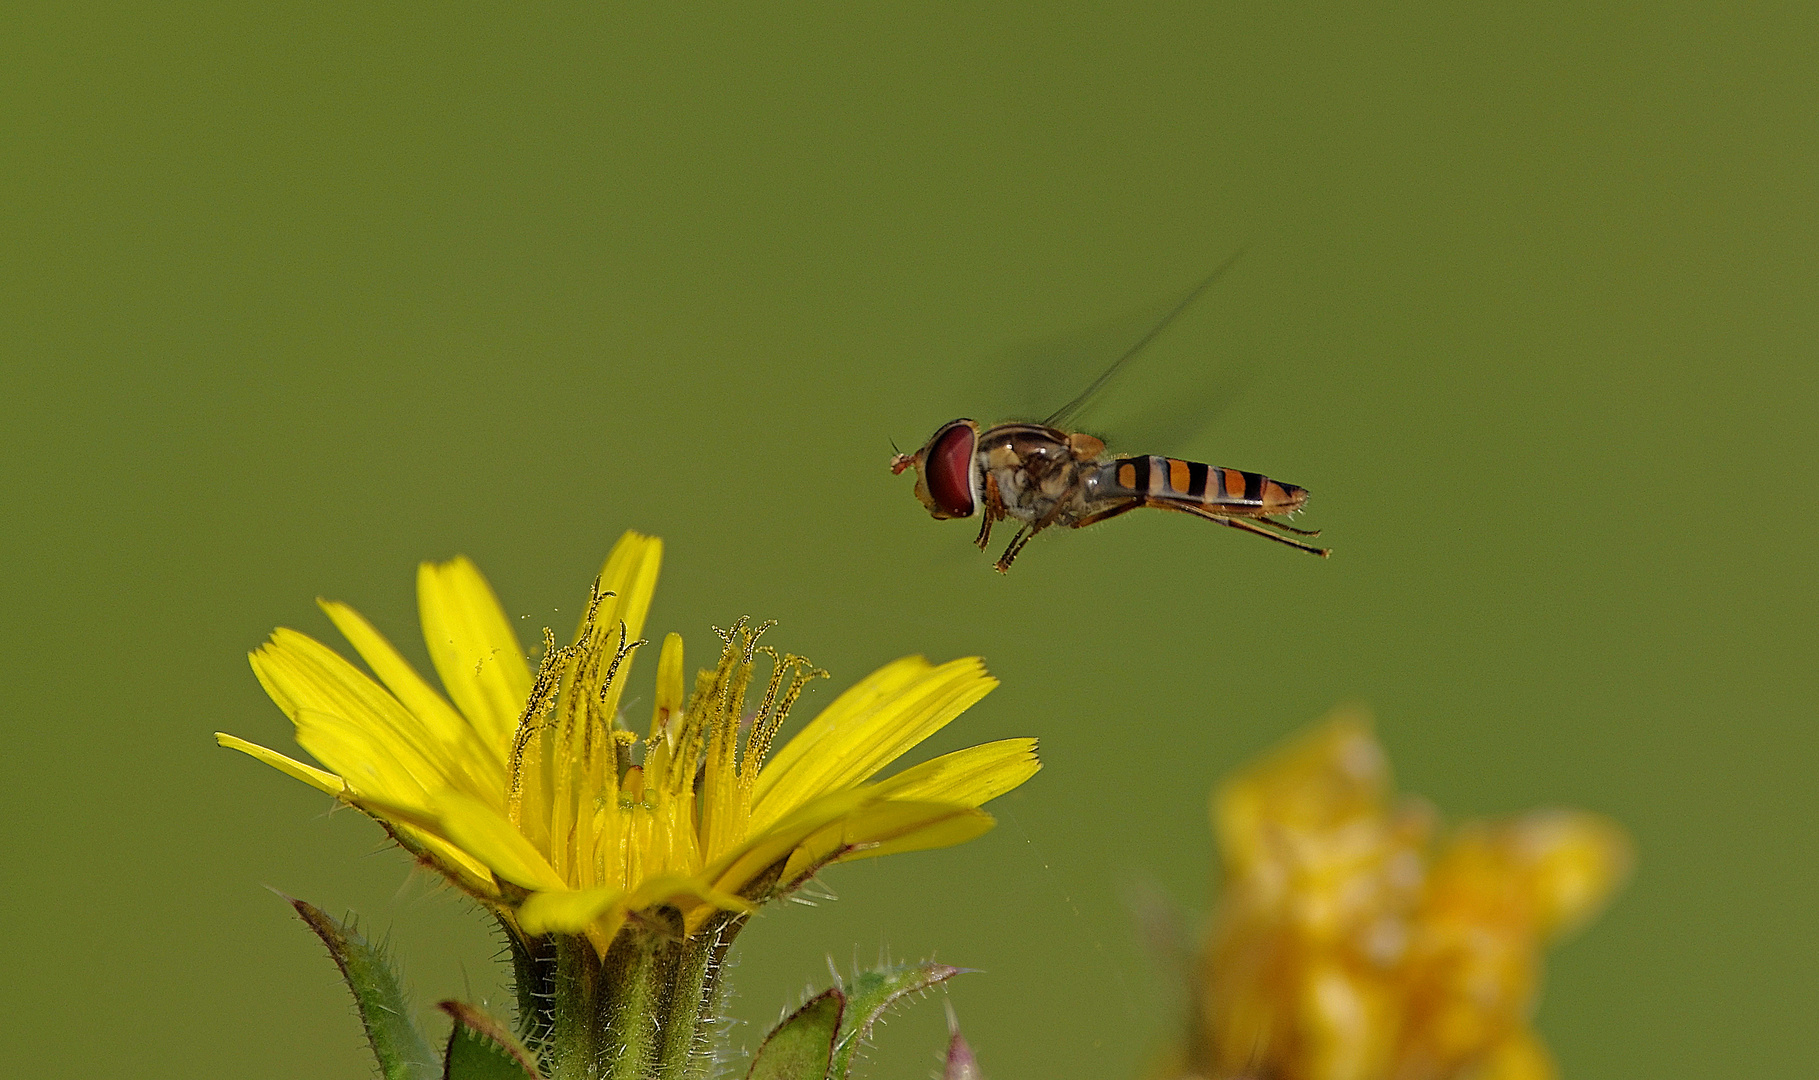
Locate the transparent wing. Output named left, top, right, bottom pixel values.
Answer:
left=1042, top=248, right=1246, bottom=431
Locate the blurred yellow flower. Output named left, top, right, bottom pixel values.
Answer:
left=1172, top=711, right=1629, bottom=1080
left=217, top=531, right=1039, bottom=955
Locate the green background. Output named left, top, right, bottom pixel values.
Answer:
left=4, top=4, right=1813, bottom=1077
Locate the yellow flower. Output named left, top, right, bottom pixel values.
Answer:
left=217, top=532, right=1039, bottom=955
left=1173, top=711, right=1630, bottom=1080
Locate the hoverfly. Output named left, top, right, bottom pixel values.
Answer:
left=891, top=255, right=1328, bottom=572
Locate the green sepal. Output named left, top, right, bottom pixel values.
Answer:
left=828, top=962, right=967, bottom=1080
left=440, top=1001, right=544, bottom=1080
left=747, top=989, right=842, bottom=1080
left=495, top=917, right=555, bottom=1051
left=289, top=897, right=441, bottom=1080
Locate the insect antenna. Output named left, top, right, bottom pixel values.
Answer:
left=1043, top=246, right=1247, bottom=430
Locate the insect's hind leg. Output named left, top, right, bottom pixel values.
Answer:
left=1264, top=516, right=1322, bottom=537
left=1070, top=500, right=1145, bottom=529
left=1219, top=515, right=1331, bottom=557
left=1160, top=499, right=1331, bottom=556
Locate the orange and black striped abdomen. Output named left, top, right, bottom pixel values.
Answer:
left=1106, top=456, right=1308, bottom=515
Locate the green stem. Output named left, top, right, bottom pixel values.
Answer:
left=604, top=927, right=669, bottom=1080
left=654, top=914, right=744, bottom=1080
left=548, top=937, right=604, bottom=1080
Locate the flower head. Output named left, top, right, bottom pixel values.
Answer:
left=218, top=532, right=1039, bottom=955
left=1174, top=711, right=1630, bottom=1080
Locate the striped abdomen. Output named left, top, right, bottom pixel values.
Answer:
left=1097, top=456, right=1308, bottom=516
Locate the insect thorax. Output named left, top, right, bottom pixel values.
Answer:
left=978, top=423, right=1100, bottom=525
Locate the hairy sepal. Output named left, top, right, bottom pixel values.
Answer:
left=290, top=896, right=441, bottom=1080
left=827, top=961, right=968, bottom=1079
left=747, top=989, right=842, bottom=1080
left=440, top=1000, right=544, bottom=1080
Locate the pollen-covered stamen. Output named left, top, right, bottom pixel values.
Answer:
left=560, top=581, right=619, bottom=733
left=741, top=648, right=827, bottom=785
left=583, top=620, right=647, bottom=785
left=657, top=666, right=718, bottom=804
left=599, top=623, right=649, bottom=714
left=607, top=728, right=639, bottom=808
left=694, top=618, right=778, bottom=857
left=551, top=596, right=655, bottom=886
left=540, top=584, right=621, bottom=878
left=509, top=625, right=575, bottom=823
left=700, top=619, right=767, bottom=790
left=708, top=620, right=754, bottom=768
left=711, top=618, right=775, bottom=734
left=745, top=647, right=789, bottom=755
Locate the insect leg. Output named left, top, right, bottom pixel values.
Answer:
left=993, top=495, right=1073, bottom=572
left=975, top=473, right=1005, bottom=550
left=1264, top=516, right=1323, bottom=537
left=1154, top=500, right=1331, bottom=556
left=1069, top=500, right=1145, bottom=529
left=1214, top=515, right=1331, bottom=557
left=994, top=524, right=1036, bottom=572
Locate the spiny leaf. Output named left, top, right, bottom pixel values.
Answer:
left=439, top=1001, right=543, bottom=1080
left=828, top=962, right=968, bottom=1080
left=290, top=897, right=440, bottom=1080
left=748, top=989, right=843, bottom=1080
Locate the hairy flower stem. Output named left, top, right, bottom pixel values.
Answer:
left=604, top=929, right=666, bottom=1080
left=655, top=914, right=744, bottom=1080
left=536, top=911, right=744, bottom=1080
left=550, top=937, right=604, bottom=1079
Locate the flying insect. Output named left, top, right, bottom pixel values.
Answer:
left=891, top=257, right=1328, bottom=571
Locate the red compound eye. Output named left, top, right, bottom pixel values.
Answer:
left=924, top=422, right=977, bottom=518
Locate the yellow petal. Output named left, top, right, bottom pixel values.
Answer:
left=292, top=707, right=433, bottom=807
left=1215, top=709, right=1387, bottom=874
left=417, top=556, right=533, bottom=753
left=432, top=790, right=565, bottom=891
left=869, top=738, right=1040, bottom=807
left=215, top=732, right=346, bottom=796
left=1507, top=810, right=1633, bottom=940
left=782, top=801, right=994, bottom=881
left=594, top=532, right=663, bottom=644
left=756, top=657, right=934, bottom=790
left=518, top=884, right=627, bottom=935
left=318, top=599, right=493, bottom=770
left=591, top=532, right=663, bottom=723
left=1297, top=959, right=1396, bottom=1080
left=217, top=730, right=503, bottom=900
left=649, top=632, right=684, bottom=741
left=837, top=809, right=994, bottom=862
left=1472, top=1027, right=1560, bottom=1080
left=250, top=630, right=455, bottom=791
left=385, top=819, right=503, bottom=899
left=622, top=873, right=750, bottom=916
left=704, top=788, right=876, bottom=898
left=751, top=656, right=997, bottom=829
left=518, top=875, right=749, bottom=937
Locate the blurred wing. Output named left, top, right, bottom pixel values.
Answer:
left=1042, top=248, right=1246, bottom=431
left=1105, top=366, right=1253, bottom=460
